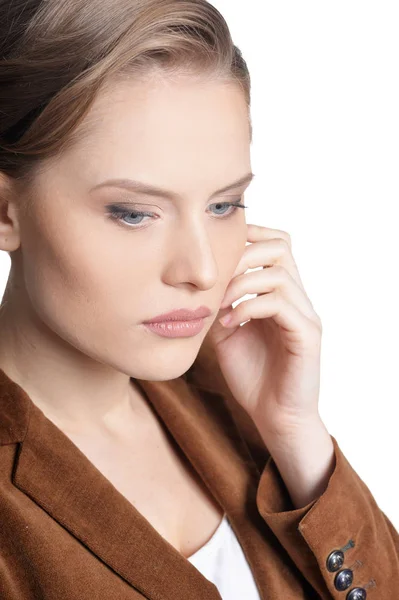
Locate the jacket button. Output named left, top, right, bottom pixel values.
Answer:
left=346, top=588, right=367, bottom=600
left=334, top=568, right=353, bottom=591
left=326, top=550, right=344, bottom=572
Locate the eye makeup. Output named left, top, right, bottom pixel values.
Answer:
left=105, top=199, right=247, bottom=229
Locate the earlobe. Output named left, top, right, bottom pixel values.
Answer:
left=0, top=209, right=21, bottom=253
left=0, top=174, right=21, bottom=253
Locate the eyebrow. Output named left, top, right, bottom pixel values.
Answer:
left=90, top=172, right=255, bottom=200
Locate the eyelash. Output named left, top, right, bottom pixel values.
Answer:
left=106, top=199, right=247, bottom=229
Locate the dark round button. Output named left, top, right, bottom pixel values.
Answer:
left=346, top=587, right=367, bottom=600
left=326, top=550, right=344, bottom=572
left=334, top=568, right=353, bottom=591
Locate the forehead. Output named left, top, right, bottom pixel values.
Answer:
left=76, top=74, right=250, bottom=148
left=34, top=75, right=251, bottom=195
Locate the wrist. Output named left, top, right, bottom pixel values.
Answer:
left=252, top=410, right=323, bottom=447
left=253, top=414, right=335, bottom=509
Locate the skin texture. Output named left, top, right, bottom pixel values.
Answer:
left=0, top=73, right=253, bottom=436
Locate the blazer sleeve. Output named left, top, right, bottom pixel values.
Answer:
left=188, top=339, right=399, bottom=598
left=256, top=433, right=399, bottom=599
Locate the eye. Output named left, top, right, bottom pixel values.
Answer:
left=210, top=201, right=246, bottom=216
left=105, top=198, right=247, bottom=229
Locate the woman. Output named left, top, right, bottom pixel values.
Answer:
left=0, top=1, right=397, bottom=598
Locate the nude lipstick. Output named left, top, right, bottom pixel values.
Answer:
left=142, top=306, right=211, bottom=338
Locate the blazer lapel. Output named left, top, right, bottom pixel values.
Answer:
left=1, top=368, right=267, bottom=599
left=136, top=376, right=273, bottom=597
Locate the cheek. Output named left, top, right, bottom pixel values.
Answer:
left=18, top=209, right=145, bottom=330
left=217, top=222, right=247, bottom=272
left=20, top=219, right=168, bottom=339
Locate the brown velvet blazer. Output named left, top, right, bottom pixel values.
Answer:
left=0, top=345, right=398, bottom=599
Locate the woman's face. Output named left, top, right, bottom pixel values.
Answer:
left=6, top=74, right=253, bottom=381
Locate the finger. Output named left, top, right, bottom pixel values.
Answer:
left=231, top=236, right=307, bottom=294
left=246, top=223, right=292, bottom=248
left=219, top=291, right=321, bottom=351
left=220, top=264, right=319, bottom=323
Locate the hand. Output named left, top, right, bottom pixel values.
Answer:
left=206, top=223, right=323, bottom=438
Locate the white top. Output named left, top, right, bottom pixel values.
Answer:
left=187, top=513, right=261, bottom=599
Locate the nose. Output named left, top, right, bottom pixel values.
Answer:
left=162, top=222, right=220, bottom=290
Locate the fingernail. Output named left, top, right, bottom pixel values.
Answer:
left=219, top=312, right=232, bottom=326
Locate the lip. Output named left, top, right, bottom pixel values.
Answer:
left=143, top=305, right=212, bottom=323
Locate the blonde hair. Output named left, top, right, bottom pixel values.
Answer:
left=0, top=0, right=253, bottom=396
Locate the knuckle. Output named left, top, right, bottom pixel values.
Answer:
left=272, top=264, right=286, bottom=277
left=313, top=314, right=323, bottom=332
left=279, top=231, right=292, bottom=247
left=276, top=235, right=292, bottom=252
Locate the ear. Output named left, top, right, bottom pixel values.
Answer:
left=0, top=172, right=21, bottom=253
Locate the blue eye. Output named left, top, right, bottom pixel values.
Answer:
left=106, top=200, right=247, bottom=229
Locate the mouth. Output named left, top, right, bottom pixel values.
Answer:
left=143, top=317, right=207, bottom=338
left=142, top=306, right=212, bottom=324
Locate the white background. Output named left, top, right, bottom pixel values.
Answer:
left=1, top=1, right=398, bottom=529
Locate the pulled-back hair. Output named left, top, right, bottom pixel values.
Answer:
left=0, top=0, right=251, bottom=181
left=0, top=0, right=252, bottom=396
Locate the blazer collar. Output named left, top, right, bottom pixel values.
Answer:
left=0, top=367, right=266, bottom=600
